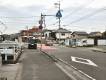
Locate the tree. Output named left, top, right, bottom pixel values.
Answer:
left=102, top=31, right=106, bottom=38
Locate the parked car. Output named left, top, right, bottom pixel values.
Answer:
left=0, top=40, right=22, bottom=64
left=45, top=40, right=53, bottom=46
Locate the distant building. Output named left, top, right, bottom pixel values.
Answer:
left=55, top=28, right=72, bottom=42
left=20, top=27, right=40, bottom=42
left=43, top=29, right=56, bottom=40
left=0, top=35, right=4, bottom=42
left=42, top=28, right=72, bottom=43
left=102, top=31, right=106, bottom=38
left=10, top=33, right=20, bottom=40
left=89, top=31, right=102, bottom=37
left=72, top=31, right=88, bottom=39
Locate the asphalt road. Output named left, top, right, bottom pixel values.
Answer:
left=46, top=45, right=106, bottom=80
left=20, top=49, right=71, bottom=80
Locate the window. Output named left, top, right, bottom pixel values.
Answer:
left=61, top=33, right=65, bottom=36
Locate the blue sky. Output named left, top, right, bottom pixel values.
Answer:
left=0, top=0, right=106, bottom=34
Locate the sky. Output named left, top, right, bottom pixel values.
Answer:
left=0, top=0, right=106, bottom=34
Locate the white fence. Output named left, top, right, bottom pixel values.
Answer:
left=98, top=39, right=106, bottom=45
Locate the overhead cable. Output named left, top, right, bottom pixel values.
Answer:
left=67, top=7, right=106, bottom=25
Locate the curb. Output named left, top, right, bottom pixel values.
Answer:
left=40, top=50, right=57, bottom=62
left=91, top=48, right=106, bottom=53
left=40, top=49, right=96, bottom=80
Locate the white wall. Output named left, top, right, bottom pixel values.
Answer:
left=65, top=39, right=70, bottom=46
left=76, top=39, right=94, bottom=46
left=98, top=39, right=106, bottom=45
left=44, top=31, right=51, bottom=38
left=56, top=33, right=71, bottom=39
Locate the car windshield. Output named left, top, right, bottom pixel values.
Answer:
left=29, top=39, right=36, bottom=44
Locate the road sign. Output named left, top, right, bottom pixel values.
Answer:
left=56, top=10, right=62, bottom=18
left=39, top=25, right=43, bottom=29
left=39, top=20, right=43, bottom=25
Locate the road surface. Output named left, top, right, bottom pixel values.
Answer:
left=19, top=48, right=71, bottom=80
left=42, top=45, right=106, bottom=80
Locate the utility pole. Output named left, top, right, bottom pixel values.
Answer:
left=58, top=1, right=61, bottom=29
left=105, top=26, right=106, bottom=32
left=55, top=1, right=62, bottom=29
left=55, top=1, right=62, bottom=44
left=40, top=14, right=55, bottom=29
left=39, top=13, right=43, bottom=50
left=26, top=26, right=29, bottom=43
left=43, top=16, right=46, bottom=29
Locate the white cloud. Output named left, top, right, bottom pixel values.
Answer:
left=1, top=0, right=106, bottom=8
left=0, top=0, right=58, bottom=7
left=89, top=0, right=106, bottom=8
left=0, top=0, right=106, bottom=34
left=1, top=0, right=42, bottom=7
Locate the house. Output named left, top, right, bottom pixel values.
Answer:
left=89, top=31, right=102, bottom=37
left=20, top=27, right=40, bottom=42
left=42, top=29, right=56, bottom=40
left=70, top=31, right=88, bottom=46
left=102, top=31, right=106, bottom=38
left=43, top=29, right=52, bottom=39
left=33, top=32, right=41, bottom=38
left=65, top=38, right=94, bottom=47
left=55, top=28, right=72, bottom=42
left=20, top=30, right=29, bottom=42
left=42, top=28, right=72, bottom=43
left=72, top=31, right=88, bottom=39
left=0, top=34, right=11, bottom=41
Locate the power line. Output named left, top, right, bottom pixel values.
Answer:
left=0, top=20, right=8, bottom=33
left=46, top=21, right=59, bottom=27
left=0, top=16, right=40, bottom=19
left=67, top=7, right=106, bottom=25
left=41, top=0, right=63, bottom=27
left=4, top=22, right=37, bottom=24
left=62, top=0, right=95, bottom=20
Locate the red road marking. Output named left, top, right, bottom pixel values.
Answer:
left=37, top=44, right=57, bottom=50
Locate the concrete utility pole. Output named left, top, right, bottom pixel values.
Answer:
left=55, top=1, right=62, bottom=43
left=58, top=1, right=61, bottom=29
left=55, top=1, right=62, bottom=29
left=39, top=13, right=55, bottom=50
left=40, top=14, right=55, bottom=29
left=26, top=26, right=29, bottom=43
left=43, top=16, right=46, bottom=29
left=39, top=13, right=43, bottom=50
left=105, top=26, right=106, bottom=32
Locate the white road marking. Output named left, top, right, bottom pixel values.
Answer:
left=55, top=63, right=77, bottom=80
left=55, top=60, right=96, bottom=80
left=71, top=56, right=98, bottom=67
left=78, top=70, right=96, bottom=80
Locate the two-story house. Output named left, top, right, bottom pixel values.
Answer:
left=55, top=28, right=72, bottom=42
left=67, top=31, right=89, bottom=46
left=89, top=32, right=102, bottom=37
left=72, top=31, right=88, bottom=39
left=20, top=27, right=40, bottom=42
left=42, top=28, right=72, bottom=43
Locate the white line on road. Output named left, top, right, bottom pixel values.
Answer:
left=71, top=56, right=98, bottom=67
left=57, top=58, right=96, bottom=80
left=55, top=63, right=77, bottom=80
left=78, top=70, right=96, bottom=80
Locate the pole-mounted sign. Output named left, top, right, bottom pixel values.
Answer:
left=39, top=13, right=43, bottom=30
left=56, top=10, right=62, bottom=18
left=39, top=20, right=43, bottom=25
